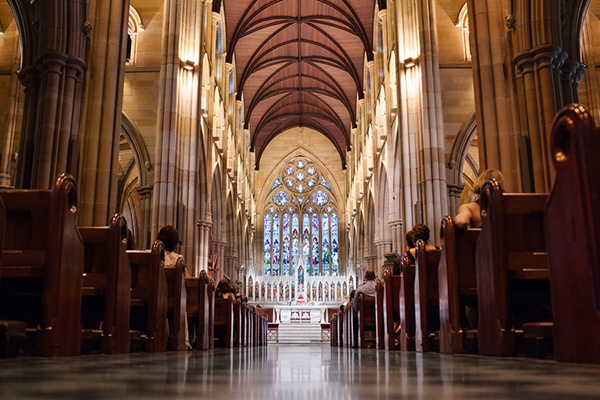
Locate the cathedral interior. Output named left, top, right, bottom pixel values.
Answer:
left=1, top=0, right=600, bottom=398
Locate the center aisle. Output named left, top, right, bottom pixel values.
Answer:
left=2, top=345, right=600, bottom=399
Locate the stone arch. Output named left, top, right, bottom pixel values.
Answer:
left=446, top=111, right=479, bottom=215
left=375, top=163, right=391, bottom=260
left=210, top=164, right=226, bottom=277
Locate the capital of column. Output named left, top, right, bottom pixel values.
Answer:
left=197, top=219, right=212, bottom=230
left=374, top=240, right=392, bottom=248
left=136, top=185, right=153, bottom=199
left=213, top=240, right=227, bottom=249
left=388, top=219, right=403, bottom=229
left=447, top=183, right=464, bottom=197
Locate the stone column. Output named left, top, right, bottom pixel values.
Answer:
left=0, top=37, right=22, bottom=189
left=466, top=0, right=518, bottom=189
left=389, top=219, right=403, bottom=253
left=214, top=240, right=227, bottom=281
left=395, top=0, right=448, bottom=244
left=196, top=219, right=212, bottom=277
left=78, top=0, right=130, bottom=224
left=136, top=185, right=153, bottom=249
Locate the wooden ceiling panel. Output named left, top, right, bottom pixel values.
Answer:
left=223, top=0, right=376, bottom=168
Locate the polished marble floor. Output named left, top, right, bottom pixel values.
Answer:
left=1, top=344, right=600, bottom=399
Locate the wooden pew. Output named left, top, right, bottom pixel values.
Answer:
left=0, top=197, right=26, bottom=357
left=375, top=280, right=385, bottom=349
left=213, top=296, right=234, bottom=348
left=79, top=214, right=131, bottom=354
left=476, top=179, right=551, bottom=356
left=0, top=173, right=84, bottom=357
left=256, top=307, right=268, bottom=346
left=414, top=240, right=442, bottom=352
left=185, top=271, right=212, bottom=350
left=343, top=303, right=351, bottom=347
left=546, top=104, right=600, bottom=364
left=357, top=293, right=376, bottom=348
left=164, top=257, right=186, bottom=351
left=330, top=311, right=339, bottom=346
left=320, top=307, right=339, bottom=343
left=233, top=299, right=241, bottom=347
left=381, top=269, right=401, bottom=351
left=255, top=307, right=278, bottom=343
left=399, top=255, right=416, bottom=351
left=127, top=240, right=169, bottom=352
left=438, top=216, right=480, bottom=354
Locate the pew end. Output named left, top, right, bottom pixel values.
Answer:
left=438, top=216, right=480, bottom=354
left=546, top=104, right=600, bottom=364
left=0, top=174, right=84, bottom=357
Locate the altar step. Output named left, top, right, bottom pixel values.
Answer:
left=270, top=322, right=328, bottom=344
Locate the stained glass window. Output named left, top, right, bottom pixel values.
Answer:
left=282, top=213, right=291, bottom=276
left=312, top=190, right=328, bottom=206
left=263, top=213, right=271, bottom=275
left=272, top=213, right=280, bottom=276
left=273, top=190, right=289, bottom=206
left=303, top=213, right=310, bottom=268
left=331, top=213, right=339, bottom=275
left=322, top=213, right=330, bottom=275
left=291, top=213, right=299, bottom=271
left=263, top=158, right=339, bottom=277
left=311, top=213, right=319, bottom=275
left=320, top=176, right=331, bottom=191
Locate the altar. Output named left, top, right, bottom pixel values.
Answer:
left=273, top=304, right=328, bottom=324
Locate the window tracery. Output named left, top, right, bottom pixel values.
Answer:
left=263, top=158, right=339, bottom=277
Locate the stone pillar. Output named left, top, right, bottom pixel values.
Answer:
left=214, top=240, right=227, bottom=281
left=446, top=183, right=463, bottom=217
left=136, top=185, right=153, bottom=249
left=395, top=0, right=448, bottom=244
left=389, top=219, right=403, bottom=253
left=0, top=44, right=22, bottom=189
left=78, top=0, right=130, bottom=225
left=18, top=53, right=86, bottom=189
left=466, top=0, right=518, bottom=189
left=196, top=219, right=212, bottom=277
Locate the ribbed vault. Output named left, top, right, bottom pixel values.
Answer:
left=221, top=0, right=375, bottom=168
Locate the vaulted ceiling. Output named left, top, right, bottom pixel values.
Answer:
left=220, top=0, right=378, bottom=168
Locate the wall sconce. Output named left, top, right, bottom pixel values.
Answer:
left=183, top=60, right=195, bottom=71
left=403, top=57, right=416, bottom=68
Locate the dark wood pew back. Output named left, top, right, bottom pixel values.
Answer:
left=255, top=307, right=278, bottom=343
left=438, top=216, right=480, bottom=354
left=0, top=173, right=83, bottom=356
left=399, top=255, right=416, bottom=351
left=375, top=279, right=385, bottom=349
left=213, top=296, right=234, bottom=348
left=79, top=214, right=131, bottom=354
left=414, top=240, right=442, bottom=352
left=357, top=293, right=376, bottom=348
left=127, top=240, right=168, bottom=352
left=164, top=257, right=186, bottom=351
left=546, top=104, right=600, bottom=364
left=185, top=271, right=211, bottom=350
left=381, top=269, right=401, bottom=351
left=476, top=179, right=551, bottom=356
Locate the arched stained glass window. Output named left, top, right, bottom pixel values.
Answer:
left=263, top=158, right=339, bottom=276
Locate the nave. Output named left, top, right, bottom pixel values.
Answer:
left=1, top=344, right=600, bottom=399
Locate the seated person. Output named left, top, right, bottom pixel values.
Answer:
left=157, top=225, right=192, bottom=349
left=454, top=169, right=505, bottom=229
left=216, top=278, right=236, bottom=300
left=406, top=224, right=438, bottom=263
left=352, top=270, right=377, bottom=312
